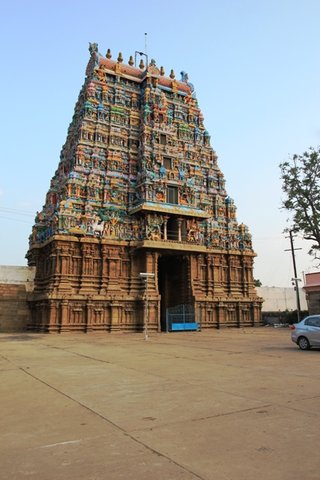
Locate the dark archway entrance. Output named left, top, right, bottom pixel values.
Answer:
left=166, top=218, right=179, bottom=240
left=158, top=254, right=194, bottom=331
left=165, top=218, right=188, bottom=241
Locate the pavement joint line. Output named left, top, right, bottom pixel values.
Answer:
left=9, top=362, right=208, bottom=480
left=41, top=343, right=113, bottom=364
left=282, top=403, right=320, bottom=417
left=191, top=403, right=273, bottom=422
left=202, top=386, right=320, bottom=414
left=127, top=404, right=274, bottom=433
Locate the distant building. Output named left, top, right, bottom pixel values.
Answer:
left=257, top=286, right=307, bottom=312
left=26, top=43, right=262, bottom=333
left=255, top=286, right=307, bottom=325
left=304, top=272, right=320, bottom=314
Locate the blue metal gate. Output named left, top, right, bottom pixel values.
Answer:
left=166, top=304, right=198, bottom=332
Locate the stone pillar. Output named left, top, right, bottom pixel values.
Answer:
left=38, top=301, right=47, bottom=332
left=110, top=300, right=121, bottom=332
left=163, top=217, right=168, bottom=240
left=79, top=242, right=95, bottom=293
left=177, top=218, right=182, bottom=242
left=48, top=301, right=60, bottom=333
left=107, top=256, right=121, bottom=292
left=217, top=301, right=225, bottom=329
left=50, top=251, right=59, bottom=290
left=100, top=244, right=109, bottom=294
left=57, top=245, right=72, bottom=292
left=237, top=302, right=241, bottom=328
left=86, top=300, right=94, bottom=331
left=60, top=299, right=70, bottom=330
left=252, top=302, right=262, bottom=326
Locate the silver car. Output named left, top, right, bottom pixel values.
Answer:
left=291, top=315, right=320, bottom=350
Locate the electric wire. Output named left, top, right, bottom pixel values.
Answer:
left=0, top=215, right=32, bottom=224
left=0, top=206, right=34, bottom=217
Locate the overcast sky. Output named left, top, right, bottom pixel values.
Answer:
left=1, top=0, right=319, bottom=286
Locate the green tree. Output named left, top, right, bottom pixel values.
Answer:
left=280, top=146, right=320, bottom=258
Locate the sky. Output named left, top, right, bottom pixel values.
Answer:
left=1, top=0, right=319, bottom=287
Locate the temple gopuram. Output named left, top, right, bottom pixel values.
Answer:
left=26, top=43, right=262, bottom=332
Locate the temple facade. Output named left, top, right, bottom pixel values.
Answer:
left=26, top=43, right=262, bottom=332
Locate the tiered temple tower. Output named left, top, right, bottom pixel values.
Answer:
left=26, top=43, right=262, bottom=332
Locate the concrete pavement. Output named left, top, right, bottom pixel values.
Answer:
left=1, top=328, right=319, bottom=480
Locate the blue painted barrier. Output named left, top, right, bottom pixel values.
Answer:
left=171, top=322, right=198, bottom=331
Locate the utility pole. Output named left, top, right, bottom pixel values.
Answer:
left=285, top=230, right=302, bottom=322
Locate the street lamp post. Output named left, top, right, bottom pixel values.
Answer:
left=139, top=273, right=155, bottom=341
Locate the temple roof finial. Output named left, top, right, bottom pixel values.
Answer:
left=139, top=58, right=145, bottom=70
left=89, top=42, right=98, bottom=55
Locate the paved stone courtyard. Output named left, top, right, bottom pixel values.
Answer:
left=1, top=328, right=319, bottom=480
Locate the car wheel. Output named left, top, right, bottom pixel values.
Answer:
left=298, top=336, right=310, bottom=350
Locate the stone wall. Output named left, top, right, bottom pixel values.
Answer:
left=0, top=266, right=35, bottom=332
left=256, top=286, right=307, bottom=312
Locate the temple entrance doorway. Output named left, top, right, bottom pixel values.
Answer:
left=157, top=254, right=194, bottom=331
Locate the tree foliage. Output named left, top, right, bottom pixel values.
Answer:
left=280, top=146, right=320, bottom=258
